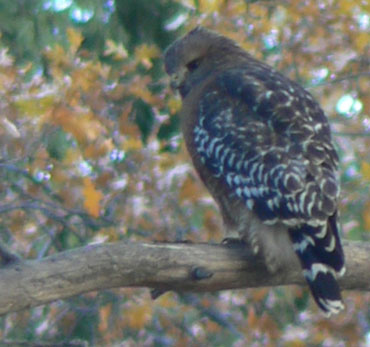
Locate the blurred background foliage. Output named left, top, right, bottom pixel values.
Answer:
left=0, top=0, right=369, bottom=345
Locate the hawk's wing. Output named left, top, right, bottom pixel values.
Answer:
left=193, top=67, right=339, bottom=226
left=191, top=68, right=345, bottom=314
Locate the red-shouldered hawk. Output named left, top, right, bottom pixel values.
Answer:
left=164, top=27, right=345, bottom=316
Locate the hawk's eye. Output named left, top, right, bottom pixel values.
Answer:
left=186, top=59, right=200, bottom=71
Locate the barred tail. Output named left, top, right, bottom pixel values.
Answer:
left=288, top=211, right=345, bottom=316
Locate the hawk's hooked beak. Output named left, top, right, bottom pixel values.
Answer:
left=169, top=75, right=180, bottom=91
left=169, top=66, right=187, bottom=91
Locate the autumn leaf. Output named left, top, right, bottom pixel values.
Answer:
left=361, top=162, right=370, bottom=181
left=14, top=94, right=56, bottom=118
left=134, top=44, right=160, bottom=69
left=67, top=28, right=84, bottom=56
left=198, top=0, right=221, bottom=12
left=104, top=39, right=128, bottom=60
left=125, top=303, right=153, bottom=330
left=363, top=201, right=370, bottom=231
left=167, top=97, right=182, bottom=114
left=119, top=102, right=140, bottom=137
left=155, top=293, right=177, bottom=308
left=53, top=107, right=105, bottom=145
left=63, top=147, right=81, bottom=166
left=179, top=176, right=203, bottom=202
left=44, top=44, right=69, bottom=73
left=99, top=304, right=112, bottom=333
left=354, top=32, right=369, bottom=51
left=122, top=137, right=142, bottom=152
left=84, top=139, right=114, bottom=159
left=83, top=177, right=103, bottom=217
left=128, top=75, right=161, bottom=105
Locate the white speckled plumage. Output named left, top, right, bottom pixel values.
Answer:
left=165, top=26, right=345, bottom=316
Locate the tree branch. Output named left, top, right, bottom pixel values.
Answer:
left=0, top=240, right=368, bottom=315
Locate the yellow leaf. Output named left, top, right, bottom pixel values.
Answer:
left=128, top=76, right=160, bottom=104
left=14, top=94, right=55, bottom=118
left=134, top=44, right=160, bottom=69
left=156, top=293, right=176, bottom=308
left=126, top=303, right=152, bottom=330
left=337, top=0, right=355, bottom=13
left=63, top=147, right=81, bottom=166
left=354, top=32, right=370, bottom=51
left=122, top=137, right=142, bottom=151
left=167, top=97, right=182, bottom=114
left=104, top=40, right=128, bottom=60
left=67, top=28, right=84, bottom=55
left=44, top=44, right=69, bottom=69
left=83, top=177, right=103, bottom=217
left=199, top=0, right=220, bottom=12
left=361, top=162, right=370, bottom=180
left=284, top=340, right=307, bottom=347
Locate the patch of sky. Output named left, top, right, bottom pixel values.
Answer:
left=336, top=94, right=363, bottom=118
left=311, top=67, right=329, bottom=85
left=69, top=6, right=94, bottom=23
left=263, top=29, right=279, bottom=50
left=165, top=13, right=188, bottom=31
left=356, top=13, right=369, bottom=30
left=110, top=149, right=126, bottom=163
left=43, top=0, right=72, bottom=12
left=34, top=170, right=51, bottom=182
left=79, top=161, right=93, bottom=176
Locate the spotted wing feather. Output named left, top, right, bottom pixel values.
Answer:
left=193, top=68, right=345, bottom=315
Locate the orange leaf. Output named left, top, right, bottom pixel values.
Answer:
left=50, top=167, right=68, bottom=185
left=128, top=76, right=160, bottom=105
left=247, top=306, right=258, bottom=329
left=96, top=171, right=115, bottom=187
left=53, top=107, right=104, bottom=144
left=99, top=304, right=112, bottom=333
left=119, top=103, right=140, bottom=137
left=251, top=288, right=269, bottom=302
left=83, top=177, right=103, bottom=217
left=179, top=176, right=202, bottom=202
left=44, top=44, right=69, bottom=70
left=84, top=139, right=113, bottom=159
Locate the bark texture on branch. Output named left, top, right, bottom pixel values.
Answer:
left=0, top=240, right=368, bottom=315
